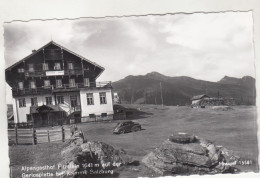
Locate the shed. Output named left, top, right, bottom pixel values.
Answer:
left=191, top=94, right=210, bottom=105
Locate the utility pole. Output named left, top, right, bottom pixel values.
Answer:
left=160, top=82, right=164, bottom=107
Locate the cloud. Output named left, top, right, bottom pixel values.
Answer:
left=4, top=12, right=255, bottom=103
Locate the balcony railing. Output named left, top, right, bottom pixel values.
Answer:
left=24, top=68, right=85, bottom=77
left=12, top=81, right=112, bottom=96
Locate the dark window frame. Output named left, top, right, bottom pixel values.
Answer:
left=28, top=64, right=34, bottom=72
left=69, top=78, right=76, bottom=88
left=56, top=79, right=62, bottom=88
left=18, top=82, right=24, bottom=90
left=99, top=92, right=107, bottom=104
left=101, top=113, right=107, bottom=117
left=70, top=95, right=77, bottom=107
left=18, top=98, right=26, bottom=107
left=57, top=96, right=64, bottom=104
left=68, top=62, right=74, bottom=70
left=31, top=97, right=38, bottom=106
left=54, top=62, right=61, bottom=70
left=29, top=80, right=36, bottom=89
left=44, top=80, right=51, bottom=88
left=84, top=78, right=90, bottom=87
left=46, top=96, right=52, bottom=105
left=42, top=63, right=49, bottom=71
left=87, top=93, right=94, bottom=105
left=89, top=114, right=96, bottom=118
left=18, top=68, right=24, bottom=73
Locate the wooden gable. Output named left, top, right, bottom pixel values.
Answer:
left=5, top=41, right=105, bottom=88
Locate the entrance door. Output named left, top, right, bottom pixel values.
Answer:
left=41, top=113, right=49, bottom=126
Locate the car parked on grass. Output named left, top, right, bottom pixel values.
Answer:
left=113, top=121, right=142, bottom=134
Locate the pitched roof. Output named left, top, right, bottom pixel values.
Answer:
left=191, top=94, right=210, bottom=101
left=5, top=41, right=105, bottom=76
left=30, top=105, right=65, bottom=113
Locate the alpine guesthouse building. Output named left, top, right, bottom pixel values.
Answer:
left=5, top=41, right=114, bottom=127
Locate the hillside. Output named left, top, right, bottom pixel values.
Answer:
left=112, top=72, right=256, bottom=106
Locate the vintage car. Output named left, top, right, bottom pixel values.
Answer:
left=113, top=121, right=142, bottom=134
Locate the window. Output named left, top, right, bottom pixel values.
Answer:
left=18, top=82, right=24, bottom=90
left=18, top=68, right=24, bottom=73
left=69, top=78, right=76, bottom=87
left=57, top=96, right=64, bottom=104
left=101, top=113, right=107, bottom=117
left=99, top=92, right=107, bottom=104
left=46, top=96, right=52, bottom=105
left=29, top=81, right=36, bottom=89
left=28, top=64, right=34, bottom=72
left=31, top=97, right=38, bottom=106
left=56, top=79, right=62, bottom=88
left=70, top=96, right=77, bottom=107
left=18, top=98, right=26, bottom=107
left=44, top=80, right=51, bottom=87
left=89, top=114, right=95, bottom=118
left=43, top=63, right=49, bottom=70
left=54, top=63, right=61, bottom=70
left=87, top=93, right=94, bottom=105
left=84, top=78, right=90, bottom=87
left=68, top=63, right=74, bottom=70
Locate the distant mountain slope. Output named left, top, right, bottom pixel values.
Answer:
left=112, top=72, right=256, bottom=106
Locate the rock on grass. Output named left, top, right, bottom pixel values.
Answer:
left=142, top=132, right=240, bottom=176
left=57, top=137, right=132, bottom=177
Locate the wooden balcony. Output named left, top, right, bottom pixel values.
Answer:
left=12, top=81, right=112, bottom=97
left=24, top=68, right=85, bottom=77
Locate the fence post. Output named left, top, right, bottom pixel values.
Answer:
left=81, top=129, right=85, bottom=141
left=62, top=126, right=65, bottom=142
left=32, top=128, right=37, bottom=145
left=47, top=130, right=50, bottom=142
left=32, top=128, right=34, bottom=145
left=15, top=125, right=18, bottom=145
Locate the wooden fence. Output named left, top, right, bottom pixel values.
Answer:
left=8, top=126, right=71, bottom=145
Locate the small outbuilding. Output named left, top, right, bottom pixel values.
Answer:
left=191, top=94, right=210, bottom=105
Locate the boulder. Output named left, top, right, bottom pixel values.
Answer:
left=142, top=132, right=240, bottom=176
left=58, top=137, right=132, bottom=177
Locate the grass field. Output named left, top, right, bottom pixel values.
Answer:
left=9, top=105, right=259, bottom=177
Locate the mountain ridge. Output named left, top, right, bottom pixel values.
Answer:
left=112, top=72, right=255, bottom=106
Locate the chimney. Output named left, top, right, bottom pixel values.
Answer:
left=32, top=49, right=36, bottom=53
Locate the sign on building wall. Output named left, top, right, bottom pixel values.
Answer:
left=46, top=70, right=64, bottom=76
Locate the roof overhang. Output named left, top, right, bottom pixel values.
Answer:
left=5, top=41, right=105, bottom=78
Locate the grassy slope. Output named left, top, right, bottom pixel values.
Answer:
left=9, top=105, right=258, bottom=177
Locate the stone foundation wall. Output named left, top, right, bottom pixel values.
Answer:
left=81, top=114, right=113, bottom=123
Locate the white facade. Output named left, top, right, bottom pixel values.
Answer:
left=12, top=89, right=114, bottom=124
left=191, top=100, right=200, bottom=105
left=13, top=94, right=55, bottom=123
left=55, top=92, right=81, bottom=114
left=80, top=88, right=114, bottom=118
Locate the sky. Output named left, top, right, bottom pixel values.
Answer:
left=4, top=12, right=255, bottom=103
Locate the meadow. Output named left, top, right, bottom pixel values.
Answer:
left=9, top=105, right=258, bottom=177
